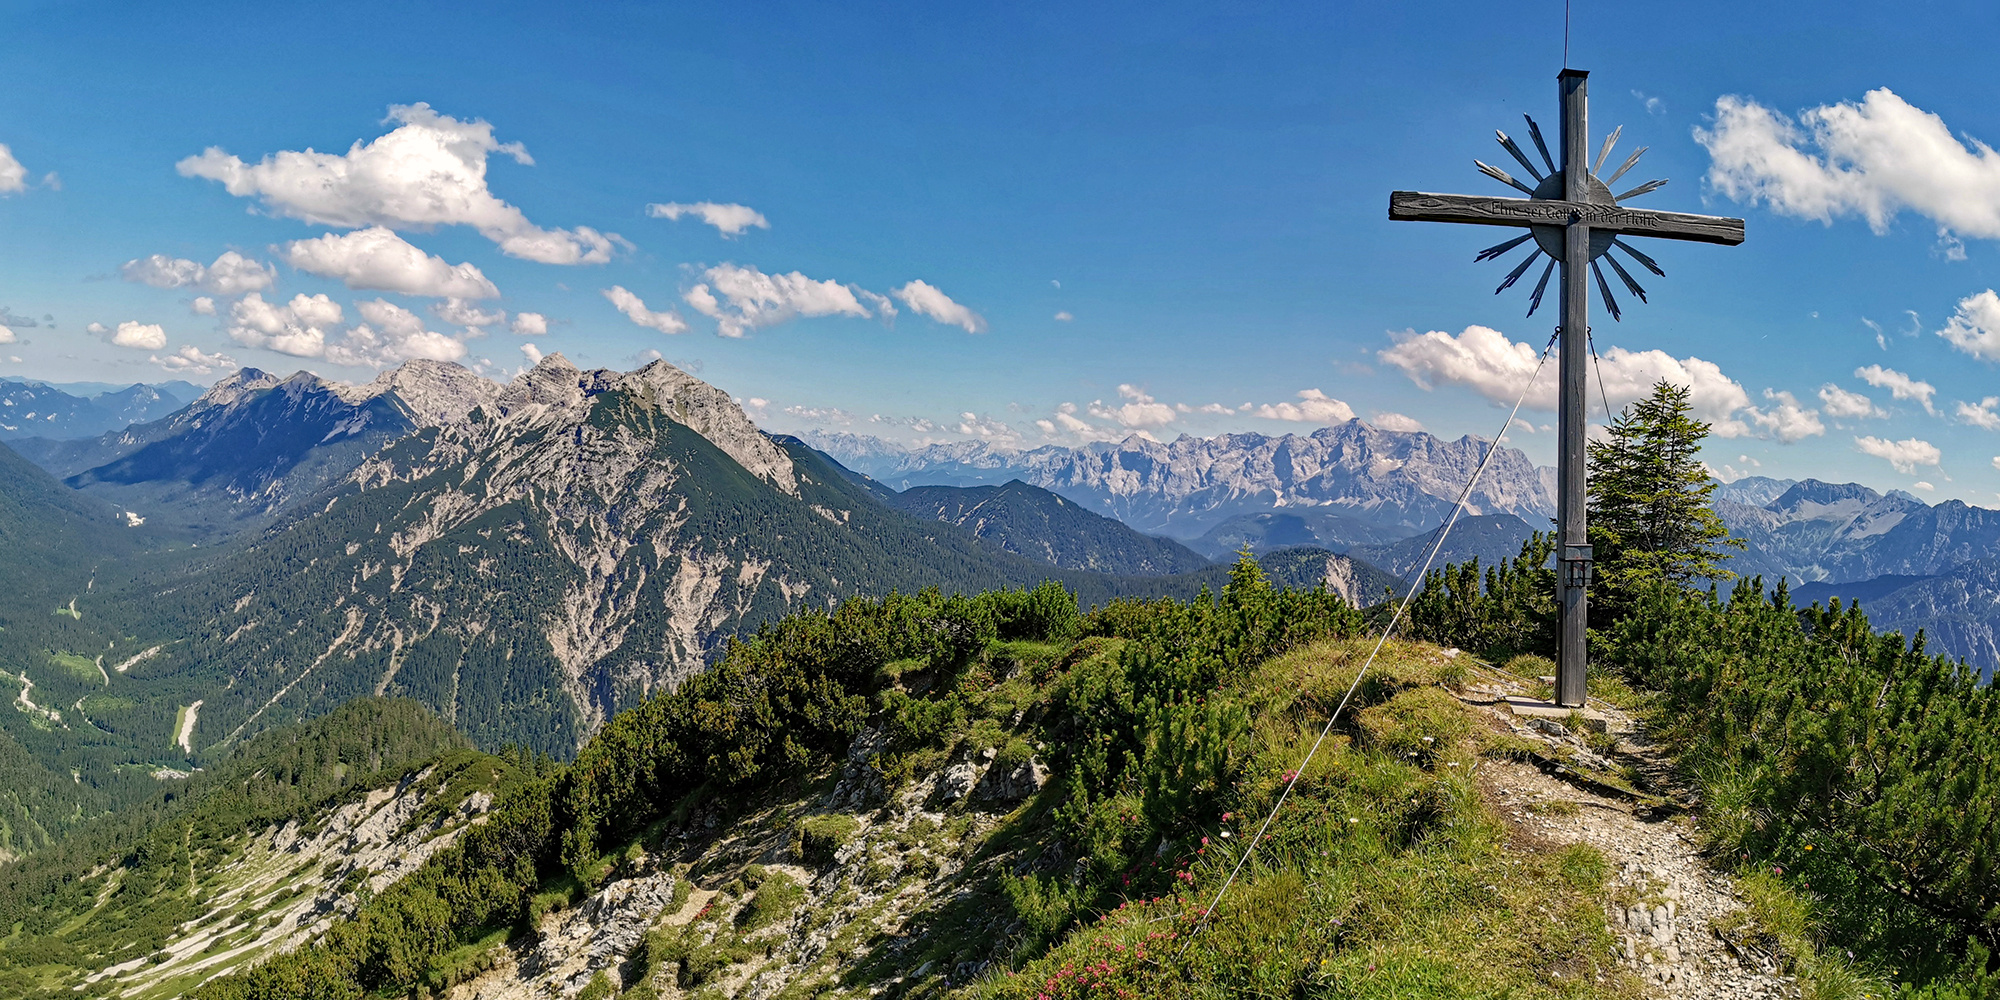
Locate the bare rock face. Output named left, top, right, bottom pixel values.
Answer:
left=517, top=871, right=681, bottom=995
left=1317, top=552, right=1375, bottom=608
left=825, top=728, right=891, bottom=810
left=482, top=354, right=796, bottom=495
left=337, top=357, right=504, bottom=428
left=619, top=360, right=798, bottom=495
left=444, top=727, right=1035, bottom=1000
left=933, top=761, right=979, bottom=804
left=192, top=351, right=828, bottom=754
left=972, top=756, right=1049, bottom=803
left=191, top=366, right=288, bottom=408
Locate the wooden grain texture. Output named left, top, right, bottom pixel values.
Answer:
left=1388, top=191, right=1745, bottom=245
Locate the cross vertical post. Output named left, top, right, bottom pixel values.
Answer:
left=1556, top=69, right=1591, bottom=708
left=1386, top=67, right=1743, bottom=712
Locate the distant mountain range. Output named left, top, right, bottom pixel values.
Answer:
left=1715, top=478, right=2000, bottom=586
left=1187, top=508, right=1408, bottom=559
left=1347, top=513, right=1541, bottom=580
left=17, top=350, right=2000, bottom=771
left=0, top=377, right=199, bottom=440
left=805, top=423, right=1556, bottom=540
left=814, top=434, right=2000, bottom=677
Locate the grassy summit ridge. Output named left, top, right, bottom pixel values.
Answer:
left=163, top=563, right=1638, bottom=1000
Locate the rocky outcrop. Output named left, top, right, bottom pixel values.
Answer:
left=445, top=728, right=1054, bottom=1000
left=335, top=357, right=503, bottom=427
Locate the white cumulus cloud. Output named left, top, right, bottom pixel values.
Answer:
left=1958, top=397, right=2000, bottom=430
left=190, top=296, right=217, bottom=316
left=892, top=280, right=986, bottom=333
left=1818, top=383, right=1883, bottom=419
left=177, top=103, right=615, bottom=265
left=282, top=227, right=498, bottom=298
left=150, top=344, right=237, bottom=375
left=0, top=325, right=15, bottom=344
left=1087, top=385, right=1177, bottom=429
left=107, top=321, right=167, bottom=350
left=509, top=312, right=548, bottom=337
left=1036, top=402, right=1128, bottom=444
left=430, top=297, right=506, bottom=331
left=226, top=292, right=344, bottom=358
left=603, top=286, right=689, bottom=335
left=520, top=342, right=543, bottom=366
left=956, top=413, right=1022, bottom=447
left=122, top=250, right=276, bottom=295
left=1855, top=435, right=1941, bottom=475
left=852, top=288, right=897, bottom=323
left=1371, top=412, right=1425, bottom=432
left=1696, top=89, right=2000, bottom=240
left=0, top=143, right=27, bottom=194
left=683, top=264, right=872, bottom=338
left=1936, top=289, right=2000, bottom=362
left=1746, top=390, right=1825, bottom=443
left=783, top=405, right=858, bottom=426
left=645, top=201, right=769, bottom=237
left=326, top=298, right=468, bottom=367
left=1250, top=388, right=1357, bottom=424
left=1379, top=325, right=1756, bottom=434
left=1854, top=364, right=1936, bottom=413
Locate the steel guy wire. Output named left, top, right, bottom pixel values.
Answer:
left=1181, top=329, right=1560, bottom=950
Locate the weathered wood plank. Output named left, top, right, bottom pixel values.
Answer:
left=1387, top=191, right=1745, bottom=245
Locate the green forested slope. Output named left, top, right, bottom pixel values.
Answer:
left=0, top=698, right=520, bottom=996
left=875, top=478, right=1214, bottom=575
left=0, top=441, right=172, bottom=856
left=0, top=375, right=1269, bottom=866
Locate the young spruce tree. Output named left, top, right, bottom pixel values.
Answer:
left=1587, top=380, right=1741, bottom=615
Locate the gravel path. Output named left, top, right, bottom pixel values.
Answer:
left=1462, top=671, right=1802, bottom=998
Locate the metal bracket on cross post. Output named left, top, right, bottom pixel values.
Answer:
left=1385, top=67, right=1745, bottom=714
left=1558, top=542, right=1593, bottom=707
left=1562, top=545, right=1593, bottom=587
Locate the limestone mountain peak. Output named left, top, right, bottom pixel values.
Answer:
left=194, top=366, right=287, bottom=408
left=336, top=358, right=503, bottom=428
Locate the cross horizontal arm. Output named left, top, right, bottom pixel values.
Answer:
left=1389, top=191, right=1745, bottom=246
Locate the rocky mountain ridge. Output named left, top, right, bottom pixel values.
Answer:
left=9, top=362, right=493, bottom=538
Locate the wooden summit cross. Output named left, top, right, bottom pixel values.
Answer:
left=1389, top=69, right=1744, bottom=708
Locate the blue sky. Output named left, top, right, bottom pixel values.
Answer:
left=4, top=0, right=2000, bottom=500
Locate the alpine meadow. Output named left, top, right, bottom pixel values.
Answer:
left=6, top=4, right=2000, bottom=999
